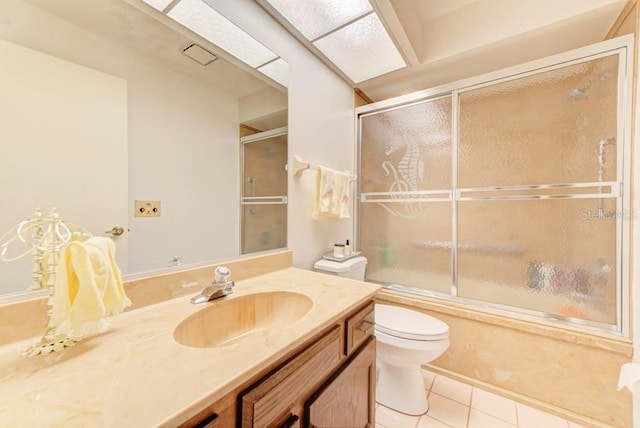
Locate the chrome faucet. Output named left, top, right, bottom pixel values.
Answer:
left=190, top=266, right=234, bottom=304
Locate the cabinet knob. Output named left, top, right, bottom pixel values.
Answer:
left=356, top=319, right=374, bottom=335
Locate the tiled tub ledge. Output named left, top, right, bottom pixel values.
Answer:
left=376, top=290, right=632, bottom=428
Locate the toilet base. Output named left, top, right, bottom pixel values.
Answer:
left=376, top=359, right=428, bottom=416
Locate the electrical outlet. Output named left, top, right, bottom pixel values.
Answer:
left=134, top=200, right=161, bottom=217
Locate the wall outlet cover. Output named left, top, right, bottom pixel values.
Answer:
left=134, top=200, right=161, bottom=217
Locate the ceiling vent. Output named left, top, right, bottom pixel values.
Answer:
left=181, top=43, right=218, bottom=66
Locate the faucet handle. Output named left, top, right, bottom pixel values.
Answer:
left=214, top=266, right=231, bottom=284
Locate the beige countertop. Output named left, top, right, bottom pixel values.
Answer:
left=0, top=268, right=380, bottom=427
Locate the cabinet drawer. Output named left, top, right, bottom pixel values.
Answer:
left=345, top=302, right=375, bottom=356
left=241, top=326, right=342, bottom=427
left=179, top=392, right=235, bottom=428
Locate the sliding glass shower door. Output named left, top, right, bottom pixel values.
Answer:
left=456, top=54, right=621, bottom=326
left=357, top=38, right=631, bottom=333
left=359, top=97, right=453, bottom=294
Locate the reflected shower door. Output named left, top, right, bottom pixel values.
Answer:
left=241, top=128, right=288, bottom=254
left=359, top=97, right=452, bottom=293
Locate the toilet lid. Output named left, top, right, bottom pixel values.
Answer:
left=375, top=304, right=449, bottom=341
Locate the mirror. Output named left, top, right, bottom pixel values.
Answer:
left=0, top=0, right=288, bottom=296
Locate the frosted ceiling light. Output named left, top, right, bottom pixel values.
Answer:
left=140, top=0, right=174, bottom=11
left=168, top=0, right=278, bottom=68
left=257, top=58, right=289, bottom=87
left=265, top=0, right=373, bottom=40
left=314, top=13, right=405, bottom=83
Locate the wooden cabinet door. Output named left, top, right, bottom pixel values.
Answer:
left=240, top=327, right=342, bottom=427
left=306, top=337, right=376, bottom=428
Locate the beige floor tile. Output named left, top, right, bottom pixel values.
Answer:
left=517, top=403, right=569, bottom=428
left=430, top=375, right=472, bottom=405
left=568, top=422, right=588, bottom=428
left=471, top=387, right=517, bottom=425
left=376, top=404, right=420, bottom=428
left=422, top=369, right=437, bottom=390
left=425, top=392, right=469, bottom=428
left=468, top=409, right=516, bottom=428
left=416, top=415, right=453, bottom=428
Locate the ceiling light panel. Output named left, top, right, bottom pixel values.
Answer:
left=265, top=0, right=373, bottom=40
left=313, top=13, right=405, bottom=83
left=168, top=0, right=278, bottom=68
left=257, top=58, right=289, bottom=87
left=140, top=0, right=174, bottom=11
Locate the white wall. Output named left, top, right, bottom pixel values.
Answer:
left=239, top=87, right=287, bottom=125
left=206, top=0, right=357, bottom=269
left=0, top=37, right=128, bottom=294
left=0, top=0, right=239, bottom=275
left=1, top=0, right=357, bottom=280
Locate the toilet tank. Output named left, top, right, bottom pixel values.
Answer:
left=313, top=256, right=368, bottom=281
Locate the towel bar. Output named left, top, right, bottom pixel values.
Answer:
left=291, top=154, right=357, bottom=181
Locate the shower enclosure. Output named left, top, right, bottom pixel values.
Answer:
left=240, top=127, right=288, bottom=254
left=357, top=36, right=633, bottom=334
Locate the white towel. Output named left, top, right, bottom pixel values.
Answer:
left=338, top=171, right=351, bottom=219
left=49, top=236, right=131, bottom=337
left=313, top=166, right=351, bottom=219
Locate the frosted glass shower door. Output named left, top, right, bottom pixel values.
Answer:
left=359, top=97, right=452, bottom=293
left=456, top=54, right=622, bottom=326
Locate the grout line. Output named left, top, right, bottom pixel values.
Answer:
left=467, top=387, right=474, bottom=428
left=425, top=370, right=436, bottom=390
left=472, top=408, right=519, bottom=427
left=515, top=400, right=520, bottom=427
left=427, top=391, right=471, bottom=428
left=470, top=386, right=520, bottom=426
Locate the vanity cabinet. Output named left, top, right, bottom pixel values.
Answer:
left=240, top=326, right=342, bottom=426
left=179, top=300, right=376, bottom=428
left=306, top=337, right=376, bottom=428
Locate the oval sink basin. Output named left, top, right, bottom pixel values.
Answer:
left=173, top=291, right=313, bottom=348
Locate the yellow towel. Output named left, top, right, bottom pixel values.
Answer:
left=313, top=166, right=352, bottom=219
left=49, top=236, right=131, bottom=337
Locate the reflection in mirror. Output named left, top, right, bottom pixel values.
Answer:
left=241, top=128, right=288, bottom=254
left=0, top=0, right=288, bottom=297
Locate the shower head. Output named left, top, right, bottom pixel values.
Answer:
left=568, top=88, right=586, bottom=101
left=567, top=71, right=610, bottom=101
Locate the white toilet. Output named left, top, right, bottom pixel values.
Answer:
left=375, top=304, right=449, bottom=415
left=313, top=256, right=450, bottom=416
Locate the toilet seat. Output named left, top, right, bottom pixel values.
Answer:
left=375, top=304, right=449, bottom=341
left=375, top=329, right=449, bottom=351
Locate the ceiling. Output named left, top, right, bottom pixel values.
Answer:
left=20, top=0, right=279, bottom=98
left=13, top=0, right=631, bottom=103
left=358, top=0, right=629, bottom=100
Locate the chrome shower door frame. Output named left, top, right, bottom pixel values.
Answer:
left=356, top=35, right=634, bottom=336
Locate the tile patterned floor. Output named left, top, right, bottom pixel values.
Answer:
left=375, top=370, right=587, bottom=428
